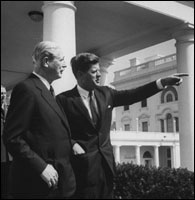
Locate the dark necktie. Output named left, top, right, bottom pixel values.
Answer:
left=89, top=91, right=99, bottom=126
left=50, top=85, right=55, bottom=98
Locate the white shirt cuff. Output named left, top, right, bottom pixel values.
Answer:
left=156, top=79, right=165, bottom=89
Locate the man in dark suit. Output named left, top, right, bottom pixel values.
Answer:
left=56, top=52, right=185, bottom=199
left=3, top=41, right=76, bottom=199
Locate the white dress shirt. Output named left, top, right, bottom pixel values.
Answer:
left=77, top=85, right=98, bottom=119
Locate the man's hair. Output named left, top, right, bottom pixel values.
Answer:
left=71, top=53, right=99, bottom=78
left=32, top=41, right=61, bottom=66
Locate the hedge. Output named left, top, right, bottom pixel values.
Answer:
left=113, top=163, right=194, bottom=199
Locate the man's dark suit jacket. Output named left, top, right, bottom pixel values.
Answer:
left=3, top=74, right=76, bottom=198
left=56, top=81, right=161, bottom=189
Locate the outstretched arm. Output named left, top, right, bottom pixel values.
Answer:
left=111, top=73, right=188, bottom=107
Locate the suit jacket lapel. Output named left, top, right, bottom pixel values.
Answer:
left=29, top=74, right=70, bottom=131
left=72, top=87, right=96, bottom=127
left=94, top=88, right=106, bottom=127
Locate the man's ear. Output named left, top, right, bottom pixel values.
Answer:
left=42, top=57, right=49, bottom=68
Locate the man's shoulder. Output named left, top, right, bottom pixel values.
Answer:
left=57, top=86, right=77, bottom=98
left=95, top=85, right=115, bottom=93
left=12, top=75, right=37, bottom=94
left=57, top=85, right=114, bottom=98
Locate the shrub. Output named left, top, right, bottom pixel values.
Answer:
left=113, top=163, right=194, bottom=199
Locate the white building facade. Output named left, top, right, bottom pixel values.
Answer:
left=111, top=54, right=181, bottom=168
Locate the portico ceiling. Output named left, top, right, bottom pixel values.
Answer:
left=1, top=1, right=192, bottom=89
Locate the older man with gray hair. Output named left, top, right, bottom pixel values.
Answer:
left=3, top=41, right=76, bottom=199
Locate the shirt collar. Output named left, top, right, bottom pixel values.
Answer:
left=77, top=85, right=95, bottom=99
left=33, top=71, right=50, bottom=90
left=77, top=85, right=89, bottom=99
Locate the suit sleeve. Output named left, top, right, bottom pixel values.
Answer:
left=3, top=83, right=47, bottom=174
left=110, top=81, right=162, bottom=107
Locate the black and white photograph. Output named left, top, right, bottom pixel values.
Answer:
left=1, top=1, right=194, bottom=199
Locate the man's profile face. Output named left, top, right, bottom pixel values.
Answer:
left=47, top=49, right=67, bottom=80
left=81, top=63, right=101, bottom=91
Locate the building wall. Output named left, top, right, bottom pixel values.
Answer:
left=111, top=54, right=180, bottom=168
left=113, top=54, right=178, bottom=133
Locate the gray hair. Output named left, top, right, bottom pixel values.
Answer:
left=32, top=41, right=61, bottom=66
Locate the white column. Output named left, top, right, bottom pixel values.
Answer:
left=99, top=57, right=114, bottom=86
left=135, top=145, right=141, bottom=165
left=174, top=143, right=181, bottom=168
left=172, top=144, right=181, bottom=168
left=154, top=145, right=159, bottom=168
left=114, top=145, right=121, bottom=164
left=42, top=1, right=77, bottom=94
left=174, top=23, right=194, bottom=171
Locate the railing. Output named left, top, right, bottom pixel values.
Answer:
left=114, top=54, right=176, bottom=80
left=155, top=54, right=176, bottom=66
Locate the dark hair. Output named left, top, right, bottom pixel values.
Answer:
left=71, top=53, right=99, bottom=78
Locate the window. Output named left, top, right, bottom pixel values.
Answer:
left=143, top=151, right=152, bottom=158
left=160, top=119, right=165, bottom=132
left=161, top=87, right=178, bottom=103
left=142, top=122, right=148, bottom=132
left=141, top=99, right=147, bottom=107
left=143, top=151, right=152, bottom=167
left=167, top=148, right=172, bottom=168
left=124, top=124, right=130, bottom=131
left=166, top=113, right=173, bottom=132
left=145, top=160, right=152, bottom=167
left=167, top=148, right=171, bottom=158
left=174, top=117, right=179, bottom=132
left=166, top=93, right=173, bottom=102
left=167, top=160, right=172, bottom=168
left=124, top=105, right=129, bottom=111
